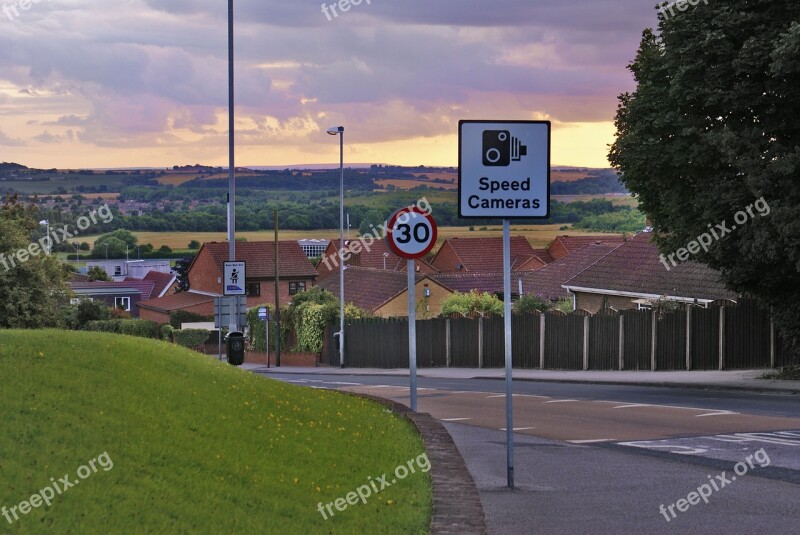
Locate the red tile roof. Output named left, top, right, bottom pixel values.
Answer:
left=562, top=232, right=737, bottom=302
left=433, top=236, right=537, bottom=272
left=520, top=244, right=619, bottom=300
left=429, top=272, right=506, bottom=295
left=531, top=248, right=555, bottom=264
left=138, top=291, right=216, bottom=313
left=128, top=271, right=175, bottom=298
left=549, top=234, right=626, bottom=256
left=199, top=241, right=317, bottom=279
left=317, top=267, right=428, bottom=312
left=319, top=239, right=438, bottom=277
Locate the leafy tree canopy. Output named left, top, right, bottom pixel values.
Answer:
left=609, top=1, right=800, bottom=357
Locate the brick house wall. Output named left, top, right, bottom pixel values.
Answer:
left=431, top=242, right=463, bottom=272
left=548, top=238, right=572, bottom=261
left=376, top=279, right=453, bottom=318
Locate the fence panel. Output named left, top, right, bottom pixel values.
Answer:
left=656, top=311, right=686, bottom=370
left=450, top=317, right=480, bottom=367
left=588, top=313, right=619, bottom=370
left=482, top=316, right=504, bottom=368
left=725, top=299, right=770, bottom=369
left=513, top=313, right=541, bottom=369
left=417, top=317, right=448, bottom=368
left=544, top=313, right=584, bottom=370
left=346, top=318, right=408, bottom=368
left=622, top=309, right=651, bottom=370
left=690, top=307, right=719, bottom=369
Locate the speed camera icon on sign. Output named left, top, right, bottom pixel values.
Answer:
left=482, top=130, right=528, bottom=167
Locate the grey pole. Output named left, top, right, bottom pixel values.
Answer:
left=338, top=129, right=345, bottom=368
left=227, top=0, right=237, bottom=331
left=408, top=259, right=417, bottom=412
left=503, top=219, right=514, bottom=488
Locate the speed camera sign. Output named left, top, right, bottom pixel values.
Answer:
left=386, top=207, right=438, bottom=260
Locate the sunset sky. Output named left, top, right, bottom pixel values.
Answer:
left=0, top=1, right=661, bottom=169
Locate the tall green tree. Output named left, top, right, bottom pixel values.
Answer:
left=0, top=196, right=70, bottom=328
left=609, top=1, right=800, bottom=358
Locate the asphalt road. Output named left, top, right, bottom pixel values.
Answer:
left=257, top=372, right=800, bottom=534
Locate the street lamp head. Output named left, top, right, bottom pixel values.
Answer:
left=327, top=126, right=344, bottom=135
left=39, top=220, right=48, bottom=226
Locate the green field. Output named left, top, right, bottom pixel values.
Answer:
left=76, top=224, right=626, bottom=252
left=0, top=331, right=431, bottom=533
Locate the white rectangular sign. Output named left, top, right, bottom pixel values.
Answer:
left=223, top=261, right=246, bottom=296
left=459, top=120, right=551, bottom=219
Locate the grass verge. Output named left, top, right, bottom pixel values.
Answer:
left=0, top=330, right=430, bottom=533
left=761, top=365, right=800, bottom=381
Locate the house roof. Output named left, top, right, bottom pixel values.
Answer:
left=562, top=232, right=738, bottom=302
left=429, top=272, right=506, bottom=295
left=126, top=271, right=175, bottom=298
left=138, top=291, right=216, bottom=313
left=531, top=248, right=555, bottom=264
left=319, top=239, right=438, bottom=278
left=70, top=280, right=157, bottom=299
left=317, top=267, right=435, bottom=312
left=549, top=234, right=626, bottom=256
left=432, top=236, right=537, bottom=272
left=520, top=243, right=619, bottom=300
left=198, top=241, right=317, bottom=279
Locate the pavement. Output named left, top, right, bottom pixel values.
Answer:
left=242, top=364, right=800, bottom=394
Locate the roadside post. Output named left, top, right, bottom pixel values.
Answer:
left=459, top=120, right=551, bottom=489
left=386, top=207, right=438, bottom=412
left=258, top=307, right=270, bottom=368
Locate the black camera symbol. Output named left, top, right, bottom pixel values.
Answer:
left=482, top=130, right=527, bottom=167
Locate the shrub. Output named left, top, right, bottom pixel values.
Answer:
left=441, top=290, right=504, bottom=317
left=82, top=319, right=160, bottom=339
left=514, top=294, right=550, bottom=315
left=170, top=310, right=211, bottom=329
left=159, top=324, right=175, bottom=342
left=174, top=329, right=210, bottom=349
left=553, top=298, right=574, bottom=314
left=77, top=300, right=111, bottom=327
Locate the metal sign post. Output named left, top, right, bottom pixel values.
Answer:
left=458, top=119, right=551, bottom=490
left=386, top=207, right=438, bottom=413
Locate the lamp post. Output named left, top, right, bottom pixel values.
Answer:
left=39, top=220, right=50, bottom=255
left=327, top=125, right=345, bottom=368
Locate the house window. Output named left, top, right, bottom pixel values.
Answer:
left=246, top=283, right=261, bottom=297
left=114, top=265, right=123, bottom=276
left=114, top=297, right=131, bottom=311
left=289, top=282, right=306, bottom=295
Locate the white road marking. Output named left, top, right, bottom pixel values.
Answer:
left=569, top=439, right=617, bottom=444
left=695, top=410, right=738, bottom=417
left=612, top=404, right=652, bottom=409
left=500, top=427, right=536, bottom=431
left=544, top=399, right=580, bottom=403
left=441, top=418, right=472, bottom=422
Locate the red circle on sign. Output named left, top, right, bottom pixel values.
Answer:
left=385, top=207, right=438, bottom=260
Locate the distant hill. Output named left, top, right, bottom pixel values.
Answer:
left=0, top=162, right=30, bottom=171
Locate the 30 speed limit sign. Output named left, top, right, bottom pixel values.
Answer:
left=386, top=207, right=438, bottom=259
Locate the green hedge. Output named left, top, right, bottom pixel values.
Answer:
left=83, top=319, right=160, bottom=339
left=174, top=329, right=210, bottom=348
left=246, top=305, right=286, bottom=352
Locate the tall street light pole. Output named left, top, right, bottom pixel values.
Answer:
left=227, top=0, right=238, bottom=331
left=327, top=126, right=345, bottom=367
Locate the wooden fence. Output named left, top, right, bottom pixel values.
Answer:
left=321, top=299, right=795, bottom=370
